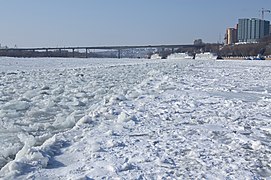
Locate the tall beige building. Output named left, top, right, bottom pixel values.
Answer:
left=225, top=27, right=238, bottom=45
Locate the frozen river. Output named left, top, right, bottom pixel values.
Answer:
left=0, top=57, right=271, bottom=179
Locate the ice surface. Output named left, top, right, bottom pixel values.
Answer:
left=0, top=57, right=271, bottom=179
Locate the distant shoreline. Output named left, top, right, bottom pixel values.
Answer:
left=222, top=57, right=271, bottom=60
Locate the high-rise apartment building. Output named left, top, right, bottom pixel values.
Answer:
left=225, top=27, right=238, bottom=45
left=238, top=18, right=270, bottom=43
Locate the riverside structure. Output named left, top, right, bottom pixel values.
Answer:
left=238, top=18, right=270, bottom=43
left=0, top=44, right=205, bottom=58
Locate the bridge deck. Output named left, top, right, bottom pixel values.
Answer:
left=0, top=44, right=205, bottom=51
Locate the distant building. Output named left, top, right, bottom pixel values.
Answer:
left=225, top=27, right=238, bottom=45
left=238, top=18, right=270, bottom=43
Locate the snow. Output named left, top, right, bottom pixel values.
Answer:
left=0, top=57, right=271, bottom=179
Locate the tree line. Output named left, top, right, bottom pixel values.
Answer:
left=220, top=36, right=271, bottom=57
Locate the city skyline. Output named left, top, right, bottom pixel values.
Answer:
left=0, top=0, right=271, bottom=48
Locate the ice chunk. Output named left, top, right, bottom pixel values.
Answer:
left=251, top=140, right=262, bottom=151
left=15, top=134, right=36, bottom=160
left=76, top=115, right=94, bottom=126
left=2, top=101, right=30, bottom=111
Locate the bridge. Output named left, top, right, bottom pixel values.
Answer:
left=0, top=44, right=206, bottom=58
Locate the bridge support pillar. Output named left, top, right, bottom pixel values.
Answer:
left=118, top=49, right=121, bottom=59
left=72, top=49, right=75, bottom=58
left=86, top=48, right=88, bottom=58
left=46, top=49, right=49, bottom=57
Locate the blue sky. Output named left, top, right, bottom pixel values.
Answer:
left=0, top=0, right=271, bottom=47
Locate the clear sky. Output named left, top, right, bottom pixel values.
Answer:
left=0, top=0, right=271, bottom=48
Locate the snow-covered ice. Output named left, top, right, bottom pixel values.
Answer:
left=0, top=57, right=271, bottom=179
